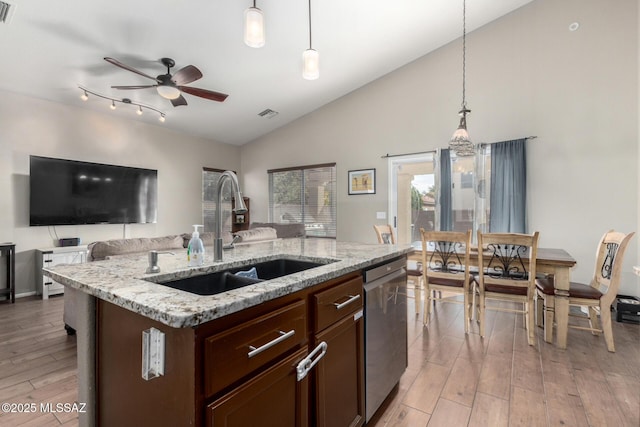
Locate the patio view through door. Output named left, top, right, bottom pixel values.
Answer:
left=388, top=150, right=487, bottom=246
left=388, top=154, right=436, bottom=246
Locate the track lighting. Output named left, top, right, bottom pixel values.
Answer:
left=244, top=0, right=265, bottom=48
left=78, top=86, right=166, bottom=123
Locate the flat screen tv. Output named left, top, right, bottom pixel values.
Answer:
left=29, top=156, right=158, bottom=226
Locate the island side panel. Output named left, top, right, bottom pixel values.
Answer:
left=76, top=291, right=96, bottom=427
left=97, top=300, right=196, bottom=426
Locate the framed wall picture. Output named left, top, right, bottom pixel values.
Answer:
left=348, top=168, right=376, bottom=195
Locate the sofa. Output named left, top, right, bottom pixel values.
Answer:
left=249, top=222, right=305, bottom=239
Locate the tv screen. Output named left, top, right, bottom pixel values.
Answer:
left=29, top=156, right=158, bottom=226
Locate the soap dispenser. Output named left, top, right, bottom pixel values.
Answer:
left=187, top=225, right=205, bottom=267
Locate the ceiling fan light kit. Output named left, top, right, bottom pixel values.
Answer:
left=244, top=0, right=265, bottom=48
left=104, top=56, right=228, bottom=108
left=156, top=85, right=181, bottom=100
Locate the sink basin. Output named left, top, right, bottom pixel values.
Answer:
left=157, top=271, right=262, bottom=296
left=152, top=257, right=332, bottom=296
left=231, top=258, right=327, bottom=281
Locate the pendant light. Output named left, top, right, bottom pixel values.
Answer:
left=449, top=0, right=475, bottom=157
left=244, top=0, right=265, bottom=48
left=303, top=0, right=319, bottom=80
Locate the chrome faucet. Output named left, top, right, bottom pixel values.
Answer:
left=214, top=171, right=247, bottom=262
left=223, top=234, right=241, bottom=250
left=146, top=250, right=174, bottom=274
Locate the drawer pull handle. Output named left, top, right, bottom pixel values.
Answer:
left=333, top=294, right=361, bottom=310
left=44, top=260, right=53, bottom=263
left=44, top=282, right=53, bottom=286
left=296, top=341, right=328, bottom=381
left=247, top=329, right=295, bottom=359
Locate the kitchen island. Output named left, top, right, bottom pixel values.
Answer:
left=44, top=238, right=412, bottom=426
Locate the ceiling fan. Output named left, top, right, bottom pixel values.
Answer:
left=104, top=57, right=229, bottom=107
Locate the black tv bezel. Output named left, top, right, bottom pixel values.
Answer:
left=29, top=155, right=158, bottom=227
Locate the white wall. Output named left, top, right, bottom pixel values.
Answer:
left=0, top=90, right=240, bottom=295
left=241, top=0, right=639, bottom=295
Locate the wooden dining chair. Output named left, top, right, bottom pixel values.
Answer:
left=476, top=231, right=540, bottom=346
left=373, top=224, right=423, bottom=315
left=535, top=230, right=635, bottom=352
left=420, top=229, right=473, bottom=332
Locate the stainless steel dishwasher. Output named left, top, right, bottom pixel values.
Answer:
left=363, top=256, right=408, bottom=422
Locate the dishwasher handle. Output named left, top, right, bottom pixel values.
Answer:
left=363, top=267, right=407, bottom=292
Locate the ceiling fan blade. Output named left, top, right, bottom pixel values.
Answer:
left=171, top=95, right=188, bottom=107
left=171, top=65, right=203, bottom=86
left=179, top=86, right=229, bottom=102
left=111, top=85, right=157, bottom=90
left=104, top=57, right=160, bottom=82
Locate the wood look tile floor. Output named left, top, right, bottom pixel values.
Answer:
left=0, top=296, right=78, bottom=427
left=0, top=294, right=638, bottom=427
left=368, top=292, right=640, bottom=427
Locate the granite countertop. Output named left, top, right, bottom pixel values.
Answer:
left=43, top=238, right=412, bottom=328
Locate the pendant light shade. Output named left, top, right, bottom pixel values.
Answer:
left=450, top=107, right=474, bottom=156
left=244, top=1, right=265, bottom=48
left=449, top=0, right=474, bottom=157
left=303, top=0, right=318, bottom=80
left=303, top=49, right=319, bottom=80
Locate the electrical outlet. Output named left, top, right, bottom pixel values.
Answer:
left=376, top=212, right=386, bottom=220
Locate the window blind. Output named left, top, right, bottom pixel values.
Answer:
left=268, top=163, right=337, bottom=238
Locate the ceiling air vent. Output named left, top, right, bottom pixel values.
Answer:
left=0, top=2, right=15, bottom=24
left=258, top=108, right=279, bottom=119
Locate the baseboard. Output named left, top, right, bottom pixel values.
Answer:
left=15, top=291, right=37, bottom=298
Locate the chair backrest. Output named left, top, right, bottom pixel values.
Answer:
left=374, top=224, right=396, bottom=244
left=591, top=230, right=635, bottom=304
left=420, top=229, right=472, bottom=283
left=476, top=231, right=539, bottom=294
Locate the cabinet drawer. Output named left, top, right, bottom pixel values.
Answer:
left=314, top=277, right=363, bottom=332
left=206, top=347, right=309, bottom=427
left=204, top=300, right=307, bottom=398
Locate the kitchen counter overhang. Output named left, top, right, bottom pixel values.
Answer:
left=43, top=238, right=412, bottom=328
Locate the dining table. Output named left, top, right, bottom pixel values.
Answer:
left=410, top=245, right=577, bottom=349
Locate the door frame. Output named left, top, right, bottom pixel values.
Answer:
left=387, top=152, right=436, bottom=245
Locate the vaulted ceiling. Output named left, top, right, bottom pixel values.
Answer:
left=0, top=0, right=533, bottom=145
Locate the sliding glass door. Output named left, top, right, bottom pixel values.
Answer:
left=388, top=148, right=491, bottom=244
left=388, top=154, right=436, bottom=246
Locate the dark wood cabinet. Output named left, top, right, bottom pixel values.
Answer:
left=203, top=300, right=307, bottom=398
left=96, top=272, right=364, bottom=427
left=206, top=347, right=309, bottom=427
left=312, top=277, right=365, bottom=427
left=232, top=197, right=250, bottom=233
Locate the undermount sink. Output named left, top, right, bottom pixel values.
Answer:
left=151, top=257, right=333, bottom=296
